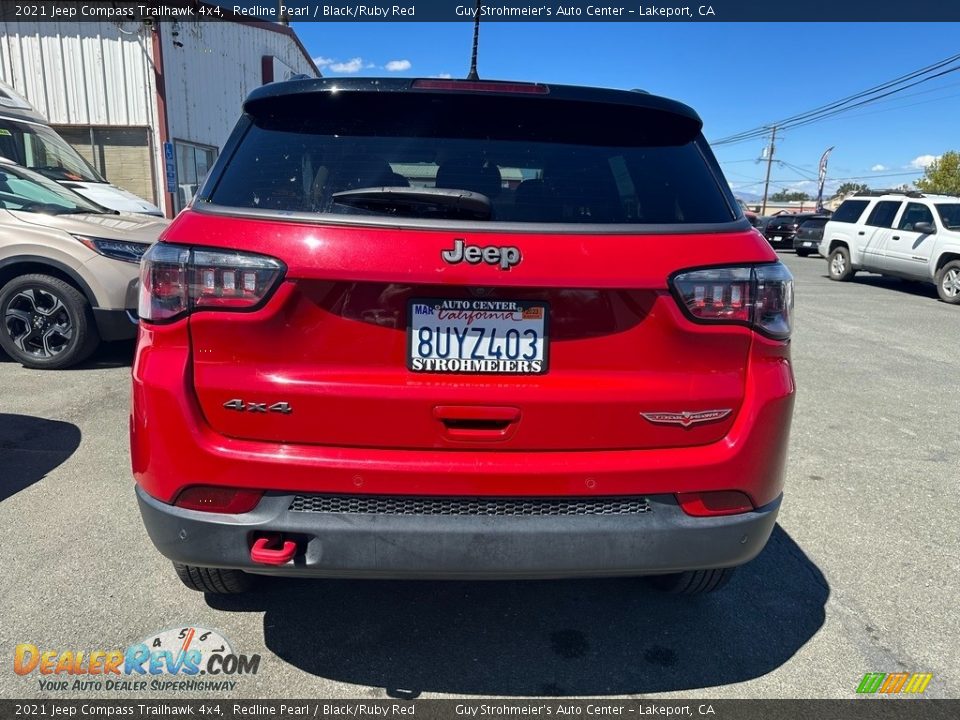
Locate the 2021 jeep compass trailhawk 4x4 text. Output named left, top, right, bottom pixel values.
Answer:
left=132, top=78, right=796, bottom=595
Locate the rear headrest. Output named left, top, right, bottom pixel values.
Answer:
left=435, top=158, right=502, bottom=198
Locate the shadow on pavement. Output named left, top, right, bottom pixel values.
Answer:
left=72, top=340, right=136, bottom=370
left=0, top=340, right=135, bottom=369
left=821, top=273, right=939, bottom=300
left=208, top=524, right=828, bottom=697
left=0, top=413, right=81, bottom=502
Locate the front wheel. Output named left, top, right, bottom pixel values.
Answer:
left=647, top=567, right=736, bottom=595
left=828, top=246, right=856, bottom=281
left=0, top=274, right=100, bottom=369
left=935, top=260, right=960, bottom=304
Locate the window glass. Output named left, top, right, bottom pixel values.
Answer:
left=0, top=119, right=103, bottom=182
left=174, top=141, right=218, bottom=212
left=896, top=202, right=934, bottom=231
left=0, top=166, right=103, bottom=214
left=831, top=199, right=869, bottom=223
left=864, top=201, right=902, bottom=229
left=935, top=204, right=960, bottom=229
left=206, top=92, right=736, bottom=226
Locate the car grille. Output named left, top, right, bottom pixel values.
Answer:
left=288, top=494, right=652, bottom=516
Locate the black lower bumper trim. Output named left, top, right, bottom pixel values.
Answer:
left=93, top=308, right=138, bottom=341
left=136, top=487, right=781, bottom=580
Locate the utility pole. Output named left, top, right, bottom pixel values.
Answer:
left=760, top=126, right=777, bottom=215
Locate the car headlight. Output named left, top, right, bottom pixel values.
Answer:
left=73, top=235, right=150, bottom=264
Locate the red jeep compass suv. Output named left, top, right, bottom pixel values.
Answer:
left=132, top=78, right=795, bottom=595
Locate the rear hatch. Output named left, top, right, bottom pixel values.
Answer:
left=182, top=79, right=774, bottom=452
left=796, top=217, right=828, bottom=241
left=766, top=216, right=802, bottom=237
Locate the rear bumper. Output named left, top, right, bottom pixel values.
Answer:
left=93, top=308, right=138, bottom=341
left=764, top=232, right=796, bottom=247
left=136, top=486, right=781, bottom=579
left=792, top=237, right=821, bottom=251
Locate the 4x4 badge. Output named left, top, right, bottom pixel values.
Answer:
left=442, top=238, right=521, bottom=270
left=223, top=399, right=292, bottom=414
left=641, top=409, right=732, bottom=427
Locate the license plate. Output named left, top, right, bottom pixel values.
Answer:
left=772, top=236, right=782, bottom=242
left=803, top=241, right=814, bottom=247
left=408, top=298, right=548, bottom=374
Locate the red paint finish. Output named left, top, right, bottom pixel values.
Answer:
left=131, top=212, right=795, bottom=510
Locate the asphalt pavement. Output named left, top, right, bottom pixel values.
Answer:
left=1, top=252, right=957, bottom=700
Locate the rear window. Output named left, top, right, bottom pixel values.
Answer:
left=205, top=91, right=736, bottom=226
left=800, top=218, right=828, bottom=229
left=831, top=199, right=869, bottom=224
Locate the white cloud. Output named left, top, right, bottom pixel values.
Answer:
left=312, top=56, right=369, bottom=73
left=871, top=164, right=887, bottom=172
left=385, top=59, right=412, bottom=72
left=329, top=57, right=365, bottom=73
left=429, top=73, right=453, bottom=79
left=909, top=154, right=940, bottom=169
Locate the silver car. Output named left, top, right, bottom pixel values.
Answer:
left=0, top=159, right=169, bottom=368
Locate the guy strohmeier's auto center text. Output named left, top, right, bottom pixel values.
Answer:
left=8, top=2, right=719, bottom=21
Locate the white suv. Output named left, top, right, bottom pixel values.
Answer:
left=819, top=191, right=960, bottom=304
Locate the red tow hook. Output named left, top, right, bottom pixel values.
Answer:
left=250, top=534, right=297, bottom=566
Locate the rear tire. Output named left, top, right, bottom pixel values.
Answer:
left=0, top=273, right=99, bottom=369
left=935, top=260, right=960, bottom=304
left=648, top=567, right=735, bottom=595
left=828, top=246, right=856, bottom=281
left=173, top=563, right=256, bottom=594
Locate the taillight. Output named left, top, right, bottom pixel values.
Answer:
left=139, top=244, right=284, bottom=323
left=676, top=491, right=754, bottom=517
left=412, top=79, right=548, bottom=94
left=671, top=263, right=793, bottom=339
left=174, top=486, right=263, bottom=513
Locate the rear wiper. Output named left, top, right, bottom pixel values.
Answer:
left=331, top=187, right=492, bottom=220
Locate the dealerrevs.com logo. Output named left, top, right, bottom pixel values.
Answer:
left=14, top=626, right=260, bottom=692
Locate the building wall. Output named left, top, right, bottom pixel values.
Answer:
left=0, top=21, right=154, bottom=126
left=54, top=125, right=155, bottom=204
left=161, top=21, right=317, bottom=151
left=0, top=19, right=318, bottom=215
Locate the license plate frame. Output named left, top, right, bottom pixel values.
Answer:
left=407, top=298, right=550, bottom=375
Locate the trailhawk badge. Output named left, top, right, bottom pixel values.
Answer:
left=442, top=238, right=521, bottom=270
left=641, top=409, right=732, bottom=427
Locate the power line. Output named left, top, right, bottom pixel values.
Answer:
left=772, top=64, right=960, bottom=135
left=712, top=53, right=960, bottom=146
left=713, top=56, right=960, bottom=144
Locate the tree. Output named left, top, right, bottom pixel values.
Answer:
left=832, top=182, right=869, bottom=198
left=915, top=151, right=960, bottom=195
left=770, top=190, right=811, bottom=202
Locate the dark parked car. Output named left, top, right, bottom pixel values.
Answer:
left=764, top=212, right=822, bottom=249
left=753, top=216, right=774, bottom=235
left=793, top=216, right=830, bottom=257
left=737, top=198, right=759, bottom=227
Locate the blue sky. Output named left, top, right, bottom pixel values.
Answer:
left=292, top=22, right=960, bottom=199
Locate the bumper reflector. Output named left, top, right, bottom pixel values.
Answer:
left=173, top=486, right=263, bottom=513
left=676, top=491, right=754, bottom=517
